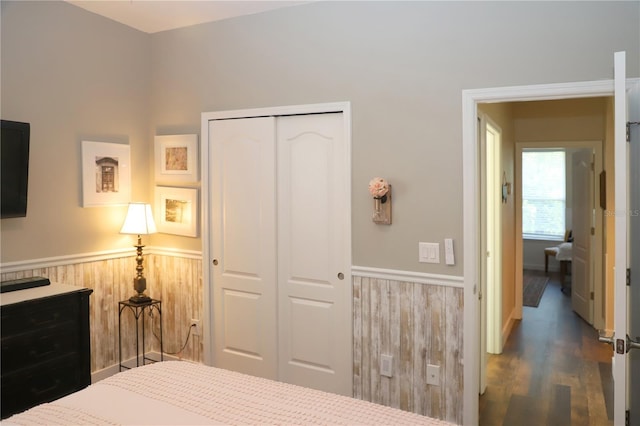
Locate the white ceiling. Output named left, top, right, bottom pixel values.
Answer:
left=66, top=1, right=311, bottom=34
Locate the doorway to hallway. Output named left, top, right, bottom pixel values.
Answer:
left=476, top=97, right=611, bottom=424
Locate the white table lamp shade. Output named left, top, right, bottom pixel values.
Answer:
left=120, top=203, right=157, bottom=235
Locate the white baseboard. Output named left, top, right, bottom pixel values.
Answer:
left=502, top=308, right=517, bottom=348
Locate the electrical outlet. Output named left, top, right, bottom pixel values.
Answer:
left=191, top=319, right=201, bottom=336
left=426, top=364, right=440, bottom=386
left=380, top=354, right=393, bottom=377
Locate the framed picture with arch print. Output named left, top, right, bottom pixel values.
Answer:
left=81, top=141, right=131, bottom=207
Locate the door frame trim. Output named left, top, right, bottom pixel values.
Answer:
left=200, top=102, right=352, bottom=369
left=462, top=80, right=615, bottom=426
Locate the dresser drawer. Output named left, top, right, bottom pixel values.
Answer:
left=1, top=321, right=80, bottom=371
left=1, top=354, right=89, bottom=416
left=1, top=294, right=80, bottom=335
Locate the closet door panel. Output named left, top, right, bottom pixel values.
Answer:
left=277, top=113, right=351, bottom=395
left=222, top=290, right=261, bottom=356
left=288, top=297, right=334, bottom=368
left=287, top=139, right=331, bottom=281
left=210, top=117, right=277, bottom=379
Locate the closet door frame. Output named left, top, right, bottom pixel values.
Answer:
left=201, top=102, right=352, bottom=375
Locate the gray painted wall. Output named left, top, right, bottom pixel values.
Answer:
left=2, top=1, right=639, bottom=276
left=1, top=1, right=151, bottom=261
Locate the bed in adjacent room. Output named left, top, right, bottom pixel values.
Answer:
left=3, top=361, right=453, bottom=425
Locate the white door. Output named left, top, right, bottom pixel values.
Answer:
left=276, top=113, right=352, bottom=396
left=627, top=77, right=640, bottom=425
left=210, top=117, right=278, bottom=379
left=612, top=50, right=633, bottom=426
left=208, top=108, right=352, bottom=396
left=571, top=149, right=593, bottom=323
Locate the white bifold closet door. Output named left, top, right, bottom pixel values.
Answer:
left=210, top=113, right=351, bottom=396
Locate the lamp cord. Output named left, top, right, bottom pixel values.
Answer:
left=149, top=311, right=195, bottom=356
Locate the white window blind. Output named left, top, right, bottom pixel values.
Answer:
left=522, top=150, right=566, bottom=239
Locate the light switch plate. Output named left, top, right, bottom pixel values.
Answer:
left=419, top=242, right=440, bottom=263
left=444, top=238, right=455, bottom=265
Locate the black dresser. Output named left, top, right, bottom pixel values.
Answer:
left=1, top=284, right=93, bottom=419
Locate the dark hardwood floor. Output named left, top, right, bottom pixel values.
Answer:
left=479, top=270, right=614, bottom=426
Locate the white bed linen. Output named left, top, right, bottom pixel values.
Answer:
left=555, top=242, right=572, bottom=261
left=4, top=361, right=453, bottom=425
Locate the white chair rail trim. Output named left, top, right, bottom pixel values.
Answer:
left=148, top=246, right=202, bottom=260
left=351, top=265, right=464, bottom=288
left=2, top=254, right=462, bottom=289
left=0, top=247, right=202, bottom=274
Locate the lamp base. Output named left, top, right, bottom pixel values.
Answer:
left=130, top=275, right=150, bottom=304
left=129, top=294, right=152, bottom=304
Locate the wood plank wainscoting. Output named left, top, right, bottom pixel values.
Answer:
left=352, top=269, right=464, bottom=425
left=2, top=256, right=465, bottom=423
left=0, top=250, right=204, bottom=377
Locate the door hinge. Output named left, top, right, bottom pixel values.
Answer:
left=628, top=121, right=640, bottom=143
left=591, top=227, right=595, bottom=236
left=590, top=291, right=594, bottom=300
left=626, top=409, right=630, bottom=426
left=628, top=268, right=631, bottom=286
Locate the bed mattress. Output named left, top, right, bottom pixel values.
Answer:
left=4, top=361, right=453, bottom=425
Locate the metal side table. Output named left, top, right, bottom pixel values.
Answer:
left=118, top=299, right=163, bottom=371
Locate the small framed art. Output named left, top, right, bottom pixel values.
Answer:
left=155, top=186, right=198, bottom=237
left=81, top=141, right=131, bottom=207
left=155, top=134, right=198, bottom=183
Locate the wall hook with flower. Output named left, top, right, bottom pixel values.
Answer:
left=368, top=177, right=392, bottom=225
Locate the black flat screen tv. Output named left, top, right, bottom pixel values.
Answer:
left=1, top=120, right=30, bottom=218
